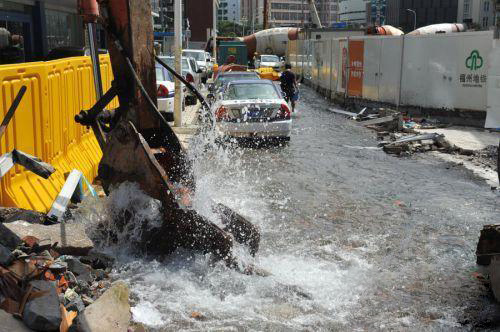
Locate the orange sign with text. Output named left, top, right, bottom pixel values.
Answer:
left=347, top=40, right=364, bottom=97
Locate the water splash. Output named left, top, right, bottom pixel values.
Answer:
left=74, top=182, right=163, bottom=251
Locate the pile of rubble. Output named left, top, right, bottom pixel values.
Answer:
left=0, top=209, right=133, bottom=331
left=377, top=132, right=452, bottom=156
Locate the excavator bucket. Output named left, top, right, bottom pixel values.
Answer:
left=76, top=0, right=259, bottom=265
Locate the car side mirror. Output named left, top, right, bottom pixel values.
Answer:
left=196, top=69, right=203, bottom=74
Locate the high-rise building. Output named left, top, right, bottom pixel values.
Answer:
left=269, top=0, right=309, bottom=27
left=241, top=0, right=265, bottom=29
left=457, top=0, right=495, bottom=30
left=339, top=0, right=368, bottom=24
left=316, top=0, right=340, bottom=26
left=185, top=0, right=219, bottom=44
left=219, top=0, right=242, bottom=22
left=386, top=0, right=459, bottom=33
left=366, top=0, right=386, bottom=26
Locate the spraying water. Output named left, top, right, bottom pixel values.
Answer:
left=76, top=86, right=499, bottom=330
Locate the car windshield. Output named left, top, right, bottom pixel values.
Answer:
left=261, top=55, right=279, bottom=62
left=225, top=83, right=279, bottom=100
left=183, top=51, right=205, bottom=61
left=155, top=67, right=173, bottom=82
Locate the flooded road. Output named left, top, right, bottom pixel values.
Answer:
left=89, top=86, right=499, bottom=330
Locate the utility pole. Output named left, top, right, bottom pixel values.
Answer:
left=174, top=0, right=183, bottom=127
left=213, top=0, right=217, bottom=64
left=263, top=0, right=269, bottom=29
left=301, top=0, right=304, bottom=27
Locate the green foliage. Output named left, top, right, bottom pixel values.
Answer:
left=217, top=20, right=251, bottom=37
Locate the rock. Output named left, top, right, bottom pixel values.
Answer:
left=0, top=243, right=13, bottom=266
left=0, top=309, right=32, bottom=332
left=93, top=269, right=107, bottom=281
left=0, top=222, right=22, bottom=250
left=0, top=207, right=46, bottom=224
left=79, top=250, right=115, bottom=270
left=66, top=296, right=85, bottom=313
left=77, top=281, right=131, bottom=332
left=4, top=221, right=93, bottom=256
left=23, top=280, right=62, bottom=331
left=80, top=295, right=94, bottom=306
left=63, top=257, right=93, bottom=283
left=477, top=224, right=500, bottom=266
left=489, top=256, right=500, bottom=302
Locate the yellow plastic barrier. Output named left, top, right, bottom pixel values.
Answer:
left=0, top=55, right=118, bottom=212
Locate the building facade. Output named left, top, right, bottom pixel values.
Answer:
left=185, top=0, right=218, bottom=43
left=0, top=0, right=85, bottom=61
left=267, top=0, right=339, bottom=27
left=386, top=0, right=459, bottom=33
left=269, top=0, right=307, bottom=27
left=366, top=0, right=386, bottom=25
left=457, top=0, right=495, bottom=30
left=241, top=0, right=264, bottom=29
left=316, top=0, right=340, bottom=26
left=218, top=0, right=241, bottom=22
left=339, top=0, right=368, bottom=24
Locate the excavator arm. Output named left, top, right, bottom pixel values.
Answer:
left=76, top=0, right=260, bottom=266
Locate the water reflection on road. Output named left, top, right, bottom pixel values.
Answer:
left=117, top=86, right=500, bottom=331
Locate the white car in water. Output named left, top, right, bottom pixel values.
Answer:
left=183, top=49, right=212, bottom=81
left=255, top=54, right=282, bottom=71
left=210, top=79, right=292, bottom=140
left=155, top=63, right=175, bottom=121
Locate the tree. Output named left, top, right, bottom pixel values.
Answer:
left=217, top=20, right=251, bottom=37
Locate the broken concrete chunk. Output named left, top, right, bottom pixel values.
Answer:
left=62, top=257, right=93, bottom=283
left=0, top=309, right=32, bottom=332
left=0, top=207, right=47, bottom=224
left=0, top=222, right=22, bottom=250
left=4, top=221, right=93, bottom=256
left=77, top=281, right=131, bottom=332
left=23, top=280, right=62, bottom=331
left=477, top=225, right=500, bottom=266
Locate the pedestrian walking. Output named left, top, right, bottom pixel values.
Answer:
left=280, top=63, right=298, bottom=112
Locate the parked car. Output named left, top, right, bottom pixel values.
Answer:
left=157, top=56, right=202, bottom=105
left=155, top=64, right=175, bottom=121
left=210, top=79, right=292, bottom=140
left=255, top=54, right=282, bottom=71
left=182, top=49, right=212, bottom=82
left=209, top=71, right=260, bottom=92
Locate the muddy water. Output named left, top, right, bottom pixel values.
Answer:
left=83, top=86, right=499, bottom=331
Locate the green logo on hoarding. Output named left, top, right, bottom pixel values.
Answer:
left=466, top=50, right=483, bottom=70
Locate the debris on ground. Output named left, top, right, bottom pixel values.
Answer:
left=331, top=106, right=499, bottom=182
left=0, top=224, right=119, bottom=331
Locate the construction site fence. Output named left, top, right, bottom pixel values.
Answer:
left=287, top=31, right=499, bottom=128
left=0, top=55, right=118, bottom=212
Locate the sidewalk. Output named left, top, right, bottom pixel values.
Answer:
left=171, top=102, right=201, bottom=150
left=416, top=126, right=499, bottom=187
left=416, top=127, right=499, bottom=151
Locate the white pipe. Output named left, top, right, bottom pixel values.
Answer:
left=409, top=23, right=466, bottom=36
left=308, top=0, right=322, bottom=28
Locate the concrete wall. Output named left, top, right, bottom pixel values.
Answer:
left=289, top=31, right=498, bottom=127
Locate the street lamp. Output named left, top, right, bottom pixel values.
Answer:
left=406, top=9, right=416, bottom=31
